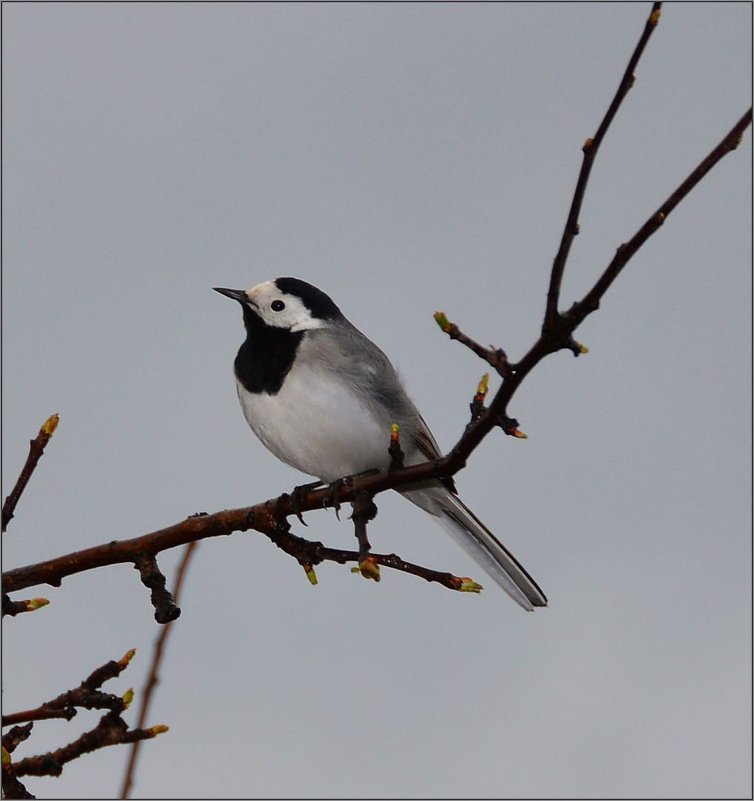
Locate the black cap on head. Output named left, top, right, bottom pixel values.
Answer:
left=274, top=277, right=342, bottom=320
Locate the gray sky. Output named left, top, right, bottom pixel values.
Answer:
left=2, top=3, right=751, bottom=798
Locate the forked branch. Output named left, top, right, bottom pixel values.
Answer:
left=2, top=2, right=750, bottom=611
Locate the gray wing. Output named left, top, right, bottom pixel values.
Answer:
left=305, top=319, right=423, bottom=433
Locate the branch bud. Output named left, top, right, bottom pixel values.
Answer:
left=433, top=311, right=452, bottom=333
left=301, top=562, right=318, bottom=585
left=353, top=556, right=381, bottom=582
left=148, top=725, right=169, bottom=737
left=118, top=648, right=137, bottom=669
left=476, top=373, right=490, bottom=402
left=452, top=577, right=484, bottom=593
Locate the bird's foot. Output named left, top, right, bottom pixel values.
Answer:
left=324, top=468, right=380, bottom=521
left=289, top=480, right=325, bottom=526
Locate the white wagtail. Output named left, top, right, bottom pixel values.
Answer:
left=214, top=277, right=546, bottom=610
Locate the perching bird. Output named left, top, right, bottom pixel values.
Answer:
left=214, top=277, right=546, bottom=610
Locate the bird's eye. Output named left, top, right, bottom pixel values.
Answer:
left=271, top=300, right=285, bottom=312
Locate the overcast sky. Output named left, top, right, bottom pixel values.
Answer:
left=2, top=3, right=751, bottom=799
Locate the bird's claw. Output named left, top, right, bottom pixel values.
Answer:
left=323, top=469, right=380, bottom=521
left=289, top=480, right=325, bottom=526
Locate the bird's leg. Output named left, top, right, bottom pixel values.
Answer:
left=323, top=468, right=380, bottom=521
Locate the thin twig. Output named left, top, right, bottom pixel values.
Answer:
left=2, top=595, right=50, bottom=618
left=1, top=10, right=749, bottom=607
left=433, top=312, right=512, bottom=377
left=2, top=414, right=60, bottom=533
left=439, top=105, right=752, bottom=469
left=11, top=711, right=167, bottom=779
left=2, top=649, right=136, bottom=727
left=570, top=106, right=754, bottom=325
left=2, top=651, right=167, bottom=797
left=120, top=542, right=197, bottom=799
left=545, top=2, right=662, bottom=329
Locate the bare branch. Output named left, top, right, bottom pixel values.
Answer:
left=1, top=6, right=749, bottom=614
left=2, top=650, right=167, bottom=797
left=2, top=649, right=136, bottom=727
left=569, top=106, right=754, bottom=326
left=11, top=712, right=167, bottom=779
left=120, top=543, right=198, bottom=799
left=434, top=312, right=513, bottom=377
left=545, top=2, right=662, bottom=329
left=2, top=595, right=49, bottom=618
left=2, top=414, right=60, bottom=533
left=133, top=554, right=181, bottom=624
left=2, top=726, right=36, bottom=799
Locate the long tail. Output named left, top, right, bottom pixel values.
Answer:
left=400, top=485, right=547, bottom=611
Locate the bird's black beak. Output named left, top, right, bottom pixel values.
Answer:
left=213, top=287, right=248, bottom=303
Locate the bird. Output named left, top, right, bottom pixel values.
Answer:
left=214, top=277, right=547, bottom=610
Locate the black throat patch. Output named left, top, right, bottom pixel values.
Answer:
left=234, top=304, right=303, bottom=395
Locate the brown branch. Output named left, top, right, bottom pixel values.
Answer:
left=569, top=106, right=754, bottom=326
left=2, top=649, right=136, bottom=727
left=11, top=711, right=167, bottom=779
left=2, top=595, right=49, bottom=618
left=1, top=475, right=482, bottom=599
left=2, top=9, right=749, bottom=613
left=433, top=312, right=512, bottom=377
left=120, top=542, right=198, bottom=799
left=2, top=651, right=167, bottom=797
left=2, top=414, right=60, bottom=533
left=2, top=726, right=36, bottom=800
left=545, top=2, right=662, bottom=329
left=133, top=554, right=181, bottom=624
left=438, top=106, right=752, bottom=460
left=2, top=724, right=34, bottom=755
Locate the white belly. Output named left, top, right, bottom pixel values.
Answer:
left=236, top=366, right=394, bottom=482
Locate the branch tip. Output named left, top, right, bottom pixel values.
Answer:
left=388, top=423, right=405, bottom=470
left=433, top=310, right=453, bottom=334
left=41, top=413, right=60, bottom=437
left=151, top=725, right=169, bottom=736
left=118, top=648, right=137, bottom=669
left=354, top=556, right=381, bottom=582
left=302, top=562, right=318, bottom=585
left=476, top=373, right=490, bottom=401
left=453, top=577, right=484, bottom=593
left=2, top=413, right=62, bottom=533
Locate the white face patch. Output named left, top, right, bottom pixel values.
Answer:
left=244, top=280, right=326, bottom=331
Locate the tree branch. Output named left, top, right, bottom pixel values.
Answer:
left=2, top=414, right=59, bottom=533
left=11, top=712, right=167, bottom=779
left=2, top=649, right=136, bottom=727
left=545, top=2, right=662, bottom=329
left=2, top=4, right=749, bottom=616
left=2, top=650, right=168, bottom=798
left=120, top=542, right=198, bottom=799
